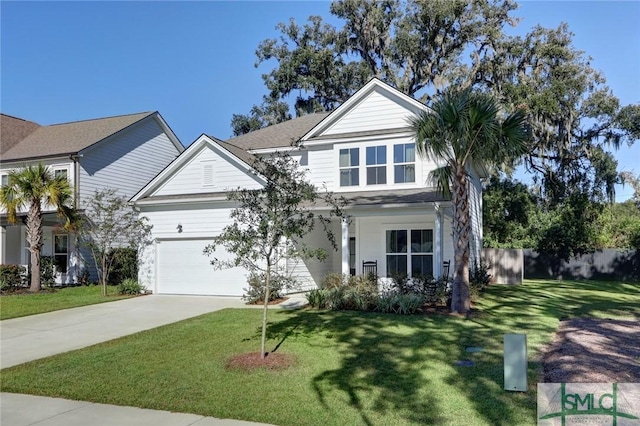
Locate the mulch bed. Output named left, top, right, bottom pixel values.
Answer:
left=245, top=297, right=289, bottom=306
left=226, top=352, right=297, bottom=371
left=541, top=317, right=640, bottom=383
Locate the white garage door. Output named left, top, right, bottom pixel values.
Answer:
left=157, top=239, right=248, bottom=296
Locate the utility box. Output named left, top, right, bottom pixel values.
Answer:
left=504, top=333, right=527, bottom=392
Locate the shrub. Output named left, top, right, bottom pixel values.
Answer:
left=306, top=288, right=328, bottom=308
left=321, top=273, right=346, bottom=289
left=470, top=261, right=492, bottom=295
left=76, top=267, right=91, bottom=286
left=0, top=264, right=26, bottom=289
left=324, top=286, right=346, bottom=310
left=40, top=256, right=56, bottom=288
left=376, top=292, right=424, bottom=315
left=117, top=278, right=144, bottom=295
left=108, top=247, right=137, bottom=284
left=0, top=278, right=7, bottom=293
left=242, top=272, right=295, bottom=304
left=393, top=293, right=424, bottom=315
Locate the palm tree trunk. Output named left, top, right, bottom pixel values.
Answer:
left=27, top=200, right=44, bottom=292
left=451, top=166, right=471, bottom=314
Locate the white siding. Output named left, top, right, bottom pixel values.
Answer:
left=468, top=173, right=483, bottom=266
left=78, top=118, right=181, bottom=203
left=304, top=145, right=334, bottom=188
left=285, top=219, right=340, bottom=290
left=154, top=146, right=262, bottom=196
left=324, top=88, right=416, bottom=135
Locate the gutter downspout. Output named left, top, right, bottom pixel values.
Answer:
left=70, top=154, right=83, bottom=283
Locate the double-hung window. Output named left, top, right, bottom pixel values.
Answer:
left=394, top=143, right=415, bottom=183
left=1, top=174, right=8, bottom=187
left=339, top=148, right=359, bottom=187
left=386, top=229, right=433, bottom=278
left=366, top=145, right=386, bottom=185
left=54, top=234, right=69, bottom=274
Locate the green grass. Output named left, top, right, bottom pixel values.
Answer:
left=0, top=285, right=135, bottom=320
left=2, top=280, right=638, bottom=425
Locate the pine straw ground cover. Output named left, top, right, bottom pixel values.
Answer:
left=1, top=280, right=638, bottom=426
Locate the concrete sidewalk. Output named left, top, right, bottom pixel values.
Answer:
left=0, top=393, right=272, bottom=426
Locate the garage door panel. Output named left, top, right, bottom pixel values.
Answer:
left=157, top=239, right=247, bottom=296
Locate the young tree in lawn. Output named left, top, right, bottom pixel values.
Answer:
left=411, top=88, right=528, bottom=314
left=204, top=152, right=344, bottom=359
left=78, top=189, right=153, bottom=296
left=0, top=164, right=75, bottom=292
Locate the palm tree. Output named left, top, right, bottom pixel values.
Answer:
left=0, top=164, right=76, bottom=292
left=411, top=88, right=528, bottom=314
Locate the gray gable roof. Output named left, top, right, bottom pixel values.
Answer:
left=1, top=111, right=155, bottom=161
left=226, top=112, right=330, bottom=150
left=1, top=114, right=41, bottom=153
left=208, top=137, right=257, bottom=167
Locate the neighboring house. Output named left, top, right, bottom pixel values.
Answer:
left=132, top=79, right=484, bottom=296
left=0, top=112, right=184, bottom=284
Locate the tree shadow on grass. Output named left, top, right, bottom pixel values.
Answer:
left=265, top=309, right=536, bottom=425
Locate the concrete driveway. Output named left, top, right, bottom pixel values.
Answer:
left=0, top=294, right=247, bottom=369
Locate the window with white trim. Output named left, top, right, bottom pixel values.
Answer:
left=366, top=145, right=386, bottom=185
left=1, top=174, right=8, bottom=187
left=339, top=148, right=359, bottom=187
left=54, top=234, right=69, bottom=274
left=393, top=143, right=415, bottom=183
left=386, top=229, right=433, bottom=278
left=54, top=169, right=68, bottom=180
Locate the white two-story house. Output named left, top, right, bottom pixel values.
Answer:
left=131, top=79, right=483, bottom=296
left=0, top=112, right=184, bottom=284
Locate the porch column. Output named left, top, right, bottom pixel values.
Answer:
left=341, top=217, right=349, bottom=276
left=434, top=208, right=442, bottom=278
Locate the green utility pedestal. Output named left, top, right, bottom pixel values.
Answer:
left=504, top=333, right=527, bottom=392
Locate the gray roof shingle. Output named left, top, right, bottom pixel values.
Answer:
left=225, top=112, right=330, bottom=150
left=1, top=114, right=41, bottom=154
left=1, top=112, right=155, bottom=161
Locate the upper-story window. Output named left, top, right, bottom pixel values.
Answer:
left=339, top=148, right=359, bottom=187
left=1, top=174, right=8, bottom=187
left=366, top=146, right=387, bottom=185
left=394, top=143, right=415, bottom=183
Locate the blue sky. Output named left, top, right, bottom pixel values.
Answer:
left=2, top=1, right=639, bottom=200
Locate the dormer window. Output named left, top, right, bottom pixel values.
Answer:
left=339, top=148, right=359, bottom=187
left=394, top=143, right=415, bottom=183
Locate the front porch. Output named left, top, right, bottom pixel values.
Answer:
left=284, top=203, right=454, bottom=289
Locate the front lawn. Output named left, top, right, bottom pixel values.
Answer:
left=1, top=280, right=638, bottom=425
left=0, top=285, right=135, bottom=320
